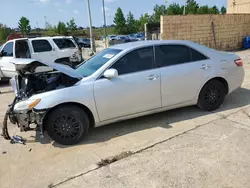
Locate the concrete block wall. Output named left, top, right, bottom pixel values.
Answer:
left=227, top=0, right=250, bottom=14
left=161, top=14, right=250, bottom=50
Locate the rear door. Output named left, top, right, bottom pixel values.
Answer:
left=155, top=44, right=212, bottom=107
left=30, top=39, right=58, bottom=62
left=52, top=38, right=80, bottom=61
left=0, top=41, right=16, bottom=78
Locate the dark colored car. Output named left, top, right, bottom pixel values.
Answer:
left=116, top=35, right=131, bottom=43
left=77, top=38, right=91, bottom=48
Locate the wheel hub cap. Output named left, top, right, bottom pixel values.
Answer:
left=53, top=115, right=81, bottom=140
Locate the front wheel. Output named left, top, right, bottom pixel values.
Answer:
left=46, top=105, right=89, bottom=145
left=197, top=80, right=226, bottom=111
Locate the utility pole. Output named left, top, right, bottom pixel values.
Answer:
left=102, top=0, right=107, bottom=48
left=44, top=16, right=47, bottom=27
left=86, top=0, right=96, bottom=53
left=183, top=0, right=187, bottom=15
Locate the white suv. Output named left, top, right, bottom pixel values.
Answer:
left=0, top=36, right=82, bottom=79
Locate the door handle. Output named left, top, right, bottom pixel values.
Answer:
left=201, top=64, right=210, bottom=70
left=147, top=75, right=159, bottom=81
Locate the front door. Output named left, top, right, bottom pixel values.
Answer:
left=0, top=41, right=16, bottom=78
left=155, top=44, right=212, bottom=107
left=30, top=39, right=58, bottom=62
left=94, top=46, right=161, bottom=121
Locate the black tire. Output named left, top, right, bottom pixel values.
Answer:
left=197, top=80, right=226, bottom=111
left=46, top=105, right=89, bottom=145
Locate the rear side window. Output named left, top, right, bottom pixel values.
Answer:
left=32, top=40, right=52, bottom=52
left=190, top=48, right=208, bottom=61
left=111, top=47, right=154, bottom=75
left=155, top=45, right=191, bottom=67
left=1, top=42, right=13, bottom=57
left=53, top=39, right=76, bottom=49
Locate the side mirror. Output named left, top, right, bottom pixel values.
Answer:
left=103, top=68, right=118, bottom=79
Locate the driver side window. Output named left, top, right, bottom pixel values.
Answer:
left=1, top=42, right=14, bottom=57
left=110, top=47, right=154, bottom=75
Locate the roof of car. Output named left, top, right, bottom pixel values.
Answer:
left=110, top=40, right=195, bottom=50
left=7, top=36, right=73, bottom=42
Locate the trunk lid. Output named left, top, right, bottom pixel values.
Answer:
left=10, top=58, right=83, bottom=79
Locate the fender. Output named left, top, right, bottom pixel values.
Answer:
left=30, top=82, right=100, bottom=123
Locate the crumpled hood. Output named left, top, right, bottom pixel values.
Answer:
left=10, top=58, right=83, bottom=79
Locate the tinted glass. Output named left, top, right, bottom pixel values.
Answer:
left=53, top=39, right=76, bottom=49
left=76, top=48, right=122, bottom=77
left=155, top=45, right=191, bottom=67
left=1, top=42, right=13, bottom=57
left=32, top=40, right=52, bottom=52
left=190, top=48, right=208, bottom=61
left=111, top=47, right=154, bottom=75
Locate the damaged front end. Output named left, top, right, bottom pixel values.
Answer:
left=2, top=59, right=82, bottom=139
left=8, top=97, right=47, bottom=136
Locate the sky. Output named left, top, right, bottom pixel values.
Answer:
left=1, top=0, right=226, bottom=28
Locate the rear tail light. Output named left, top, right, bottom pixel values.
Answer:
left=234, top=58, right=243, bottom=67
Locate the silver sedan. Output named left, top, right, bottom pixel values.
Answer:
left=9, top=40, right=244, bottom=145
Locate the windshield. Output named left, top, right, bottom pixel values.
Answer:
left=76, top=48, right=122, bottom=77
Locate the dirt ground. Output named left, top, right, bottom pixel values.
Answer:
left=1, top=49, right=250, bottom=188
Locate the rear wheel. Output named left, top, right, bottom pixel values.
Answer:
left=197, top=80, right=226, bottom=111
left=46, top=105, right=89, bottom=145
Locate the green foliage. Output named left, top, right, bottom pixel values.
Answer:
left=43, top=21, right=57, bottom=36
left=67, top=18, right=77, bottom=31
left=0, top=24, right=11, bottom=42
left=45, top=21, right=53, bottom=30
left=186, top=0, right=199, bottom=14
left=137, top=13, right=151, bottom=31
left=18, top=16, right=31, bottom=36
left=221, top=6, right=227, bottom=14
left=113, top=7, right=127, bottom=34
left=57, top=22, right=67, bottom=35
left=207, top=6, right=220, bottom=14
left=197, top=5, right=209, bottom=14
left=151, top=4, right=167, bottom=23
left=212, top=6, right=220, bottom=14
left=167, top=3, right=183, bottom=15
left=127, top=11, right=137, bottom=34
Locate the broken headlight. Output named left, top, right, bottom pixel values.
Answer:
left=14, top=99, right=41, bottom=111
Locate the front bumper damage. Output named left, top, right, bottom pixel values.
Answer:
left=10, top=109, right=47, bottom=136
left=2, top=98, right=49, bottom=139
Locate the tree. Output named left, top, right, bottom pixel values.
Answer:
left=127, top=11, right=137, bottom=33
left=44, top=21, right=57, bottom=36
left=212, top=6, right=220, bottom=14
left=151, top=4, right=167, bottom=23
left=67, top=18, right=77, bottom=31
left=167, top=3, right=183, bottom=15
left=113, top=7, right=127, bottom=34
left=220, top=6, right=227, bottom=14
left=18, top=16, right=31, bottom=36
left=197, top=5, right=209, bottom=14
left=186, top=0, right=199, bottom=14
left=0, top=24, right=11, bottom=41
left=137, top=13, right=151, bottom=31
left=57, top=21, right=67, bottom=35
